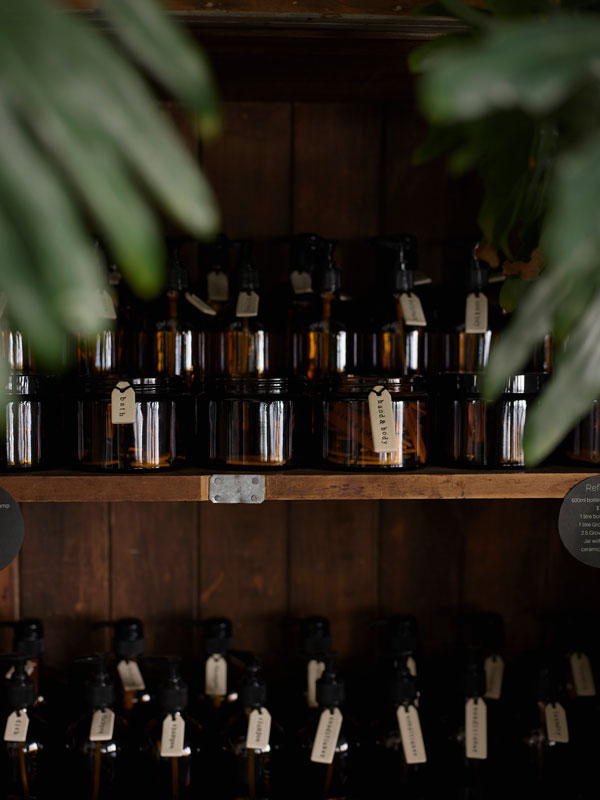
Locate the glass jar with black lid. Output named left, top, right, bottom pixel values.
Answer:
left=319, top=375, right=428, bottom=469
left=439, top=372, right=546, bottom=468
left=1, top=375, right=57, bottom=470
left=75, top=376, right=189, bottom=471
left=201, top=377, right=306, bottom=468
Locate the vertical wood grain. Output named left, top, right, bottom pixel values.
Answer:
left=19, top=503, right=110, bottom=666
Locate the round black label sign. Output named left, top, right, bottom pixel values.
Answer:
left=559, top=475, right=600, bottom=568
left=0, top=488, right=24, bottom=570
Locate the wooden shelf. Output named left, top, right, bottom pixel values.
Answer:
left=0, top=467, right=597, bottom=503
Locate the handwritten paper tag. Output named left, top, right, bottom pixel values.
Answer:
left=290, top=270, right=313, bottom=294
left=397, top=705, right=427, bottom=764
left=185, top=292, right=216, bottom=316
left=465, top=698, right=487, bottom=759
left=236, top=291, right=260, bottom=318
left=4, top=711, right=28, bottom=743
left=207, top=271, right=229, bottom=303
left=465, top=293, right=488, bottom=334
left=407, top=656, right=417, bottom=677
left=161, top=712, right=185, bottom=757
left=117, top=660, right=145, bottom=692
left=307, top=659, right=326, bottom=709
left=89, top=709, right=115, bottom=742
left=484, top=655, right=504, bottom=700
left=545, top=702, right=569, bottom=743
left=205, top=654, right=227, bottom=697
left=246, top=707, right=271, bottom=750
left=98, top=289, right=117, bottom=320
left=399, top=293, right=427, bottom=326
left=311, top=708, right=343, bottom=764
left=570, top=653, right=596, bottom=697
left=368, top=385, right=398, bottom=453
left=111, top=381, right=135, bottom=425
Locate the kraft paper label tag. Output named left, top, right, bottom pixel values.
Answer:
left=205, top=654, right=227, bottom=697
left=397, top=704, right=427, bottom=764
left=484, top=655, right=504, bottom=700
left=290, top=270, right=313, bottom=294
left=111, top=381, right=135, bottom=425
left=368, top=385, right=398, bottom=454
left=399, top=293, right=427, bottom=326
left=570, top=653, right=596, bottom=697
left=307, top=659, right=326, bottom=709
left=161, top=712, right=186, bottom=757
left=98, top=289, right=117, bottom=320
left=310, top=708, right=343, bottom=764
left=545, top=702, right=569, bottom=743
left=465, top=698, right=487, bottom=759
left=236, top=291, right=260, bottom=318
left=246, top=707, right=272, bottom=750
left=407, top=656, right=417, bottom=677
left=185, top=292, right=217, bottom=316
left=207, top=270, right=229, bottom=303
left=4, top=710, right=28, bottom=743
left=117, top=660, right=145, bottom=692
left=465, top=292, right=488, bottom=333
left=89, top=708, right=115, bottom=742
left=0, top=292, right=7, bottom=319
left=5, top=660, right=35, bottom=680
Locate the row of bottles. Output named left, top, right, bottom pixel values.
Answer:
left=0, top=613, right=598, bottom=799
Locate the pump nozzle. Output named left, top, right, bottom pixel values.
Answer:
left=144, top=656, right=189, bottom=714
left=74, top=654, right=115, bottom=709
left=317, top=240, right=341, bottom=293
left=1, top=654, right=35, bottom=710
left=164, top=238, right=190, bottom=292
left=289, top=233, right=326, bottom=274
left=467, top=243, right=491, bottom=294
left=299, top=616, right=332, bottom=658
left=230, top=651, right=267, bottom=709
left=462, top=645, right=486, bottom=699
left=0, top=619, right=45, bottom=657
left=195, top=617, right=233, bottom=656
left=388, top=657, right=418, bottom=706
left=94, top=618, right=145, bottom=660
left=199, top=233, right=230, bottom=271
left=316, top=652, right=345, bottom=709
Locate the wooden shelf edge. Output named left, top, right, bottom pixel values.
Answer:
left=0, top=469, right=596, bottom=503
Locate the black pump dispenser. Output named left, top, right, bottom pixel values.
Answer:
left=155, top=657, right=189, bottom=714
left=466, top=245, right=490, bottom=295
left=316, top=654, right=345, bottom=708
left=472, top=612, right=504, bottom=656
left=3, top=655, right=35, bottom=710
left=201, top=617, right=233, bottom=656
left=389, top=660, right=418, bottom=707
left=201, top=233, right=230, bottom=272
left=301, top=616, right=332, bottom=657
left=234, top=241, right=260, bottom=293
left=463, top=647, right=486, bottom=699
left=95, top=617, right=145, bottom=660
left=234, top=652, right=267, bottom=709
left=291, top=233, right=325, bottom=275
left=374, top=235, right=418, bottom=294
left=76, top=655, right=115, bottom=709
left=0, top=618, right=45, bottom=658
left=317, top=241, right=341, bottom=294
left=387, top=615, right=418, bottom=657
left=166, top=239, right=189, bottom=292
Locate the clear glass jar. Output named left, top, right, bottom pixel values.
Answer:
left=75, top=377, right=188, bottom=471
left=566, top=401, right=600, bottom=464
left=440, top=372, right=546, bottom=468
left=202, top=378, right=304, bottom=468
left=320, top=376, right=428, bottom=469
left=1, top=376, right=56, bottom=470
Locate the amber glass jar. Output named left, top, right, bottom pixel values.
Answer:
left=75, top=377, right=188, bottom=471
left=202, top=377, right=303, bottom=468
left=320, top=376, right=428, bottom=469
left=1, top=376, right=56, bottom=470
left=566, top=402, right=600, bottom=464
left=440, top=372, right=546, bottom=468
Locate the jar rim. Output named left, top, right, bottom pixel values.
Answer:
left=77, top=376, right=186, bottom=393
left=3, top=375, right=52, bottom=395
left=205, top=376, right=302, bottom=394
left=439, top=372, right=547, bottom=395
left=323, top=374, right=427, bottom=393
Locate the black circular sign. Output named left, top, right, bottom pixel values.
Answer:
left=0, top=488, right=24, bottom=570
left=559, top=476, right=600, bottom=567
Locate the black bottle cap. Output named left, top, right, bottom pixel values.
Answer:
left=388, top=615, right=418, bottom=656
left=466, top=245, right=490, bottom=294
left=0, top=619, right=45, bottom=657
left=76, top=654, right=116, bottom=710
left=471, top=612, right=504, bottom=655
left=300, top=616, right=332, bottom=657
left=201, top=617, right=233, bottom=657
left=389, top=660, right=418, bottom=706
left=95, top=618, right=145, bottom=659
left=290, top=233, right=326, bottom=274
left=152, top=657, right=189, bottom=714
left=316, top=653, right=345, bottom=708
left=532, top=657, right=560, bottom=704
left=199, top=233, right=230, bottom=273
left=166, top=239, right=190, bottom=292
left=317, top=241, right=341, bottom=293
left=234, top=651, right=267, bottom=709
left=233, top=240, right=260, bottom=292
left=463, top=646, right=486, bottom=698
left=373, top=235, right=418, bottom=293
left=2, top=655, right=35, bottom=710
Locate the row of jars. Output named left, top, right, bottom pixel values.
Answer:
left=3, top=370, right=598, bottom=472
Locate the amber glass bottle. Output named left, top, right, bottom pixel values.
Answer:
left=200, top=233, right=230, bottom=314
left=285, top=233, right=326, bottom=376
left=195, top=617, right=239, bottom=732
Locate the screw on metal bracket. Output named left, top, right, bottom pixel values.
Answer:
left=209, top=475, right=265, bottom=504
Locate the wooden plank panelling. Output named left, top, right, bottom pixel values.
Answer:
left=288, top=501, right=379, bottom=665
left=19, top=504, right=110, bottom=666
left=198, top=503, right=288, bottom=662
left=0, top=559, right=19, bottom=654
left=110, top=503, right=199, bottom=658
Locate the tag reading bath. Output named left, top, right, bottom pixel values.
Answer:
left=4, top=711, right=28, bottom=743
left=290, top=271, right=313, bottom=295
left=89, top=709, right=115, bottom=742
left=205, top=654, right=227, bottom=697
left=465, top=698, right=487, bottom=759
left=311, top=708, right=343, bottom=764
left=368, top=386, right=398, bottom=454
left=207, top=271, right=229, bottom=303
left=545, top=702, right=569, bottom=743
left=117, top=660, right=145, bottom=692
left=570, top=653, right=596, bottom=697
left=399, top=293, right=427, bottom=327
left=235, top=291, right=260, bottom=318
left=161, top=712, right=186, bottom=757
left=185, top=292, right=217, bottom=316
left=246, top=708, right=271, bottom=750
left=111, top=381, right=135, bottom=425
left=307, top=659, right=326, bottom=709
left=465, top=293, right=488, bottom=334
left=484, top=655, right=504, bottom=700
left=397, top=705, right=427, bottom=764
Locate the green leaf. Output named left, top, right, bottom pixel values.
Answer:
left=499, top=275, right=531, bottom=311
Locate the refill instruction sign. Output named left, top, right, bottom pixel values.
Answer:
left=559, top=476, right=600, bottom=567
